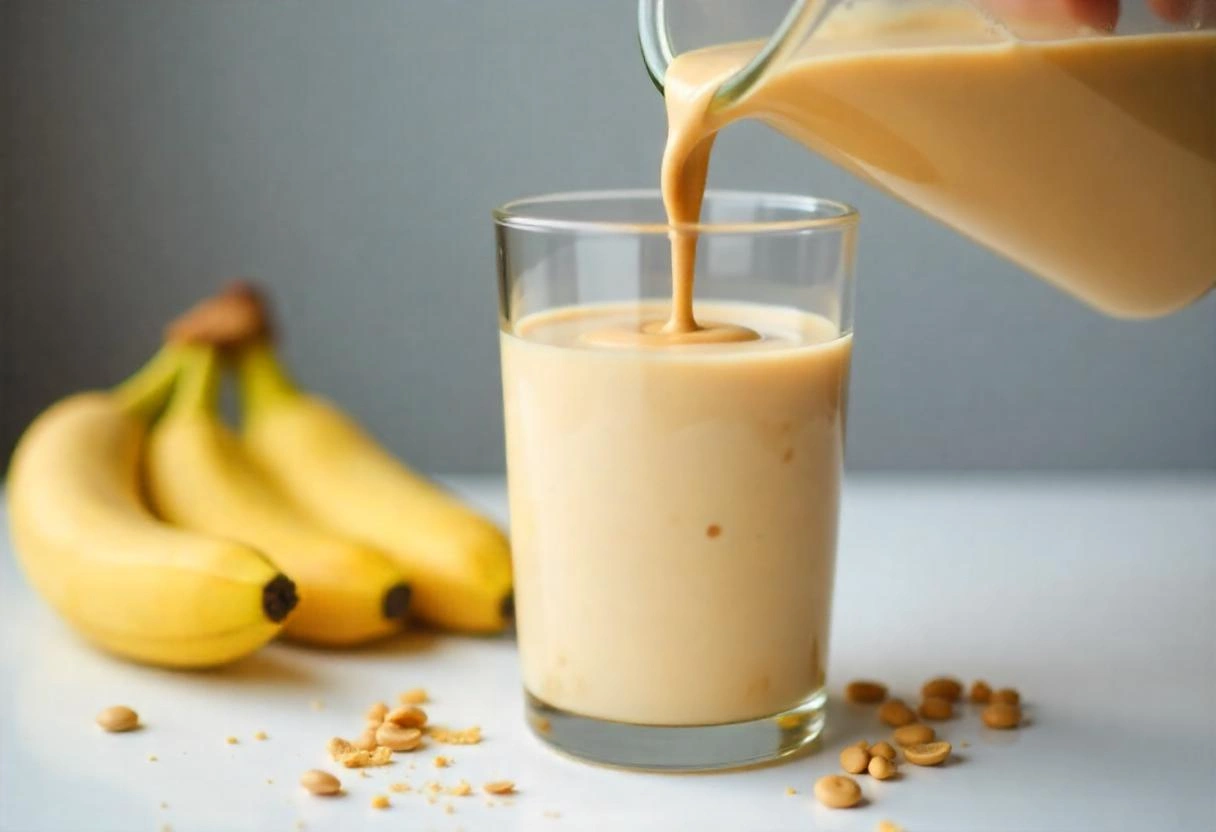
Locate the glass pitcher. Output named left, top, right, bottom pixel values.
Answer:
left=639, top=0, right=1216, bottom=318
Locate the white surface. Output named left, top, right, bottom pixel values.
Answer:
left=2, top=474, right=1214, bottom=832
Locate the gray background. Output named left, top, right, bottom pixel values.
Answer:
left=3, top=0, right=1213, bottom=473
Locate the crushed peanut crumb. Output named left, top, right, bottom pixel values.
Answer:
left=337, top=746, right=393, bottom=768
left=425, top=781, right=442, bottom=794
left=960, top=740, right=971, bottom=748
left=400, top=688, right=429, bottom=705
left=484, top=780, right=516, bottom=795
left=148, top=755, right=158, bottom=762
left=370, top=794, right=390, bottom=810
left=266, top=779, right=274, bottom=785
left=358, top=770, right=369, bottom=779
left=427, top=796, right=438, bottom=805
left=253, top=731, right=268, bottom=741
left=444, top=803, right=456, bottom=815
left=160, top=802, right=168, bottom=809
left=433, top=755, right=451, bottom=768
left=428, top=725, right=482, bottom=745
left=785, top=787, right=797, bottom=796
left=326, top=737, right=355, bottom=760
left=544, top=810, right=562, bottom=819
left=448, top=780, right=472, bottom=797
left=309, top=700, right=324, bottom=711
left=389, top=782, right=411, bottom=793
left=225, top=736, right=238, bottom=745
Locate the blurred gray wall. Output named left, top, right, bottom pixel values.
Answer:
left=2, top=0, right=1213, bottom=473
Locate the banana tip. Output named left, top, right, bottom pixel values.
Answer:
left=263, top=574, right=299, bottom=623
left=383, top=583, right=412, bottom=621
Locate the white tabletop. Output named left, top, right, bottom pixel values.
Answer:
left=2, top=474, right=1214, bottom=832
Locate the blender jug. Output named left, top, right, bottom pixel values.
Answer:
left=640, top=0, right=1216, bottom=318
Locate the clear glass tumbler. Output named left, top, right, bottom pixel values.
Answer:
left=495, top=190, right=857, bottom=771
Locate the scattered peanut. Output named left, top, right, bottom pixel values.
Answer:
left=870, top=741, right=897, bottom=761
left=785, top=786, right=797, bottom=796
left=840, top=745, right=871, bottom=774
left=846, top=680, right=888, bottom=704
left=399, top=688, right=428, bottom=705
left=918, top=696, right=954, bottom=721
left=877, top=821, right=905, bottom=832
left=370, top=794, right=390, bottom=810
left=893, top=723, right=935, bottom=747
left=991, top=688, right=1021, bottom=706
left=366, top=702, right=389, bottom=723
left=337, top=747, right=393, bottom=768
left=449, top=780, right=472, bottom=796
left=376, top=723, right=423, bottom=752
left=982, top=701, right=1023, bottom=729
left=433, top=755, right=451, bottom=768
left=299, top=770, right=341, bottom=796
left=813, top=775, right=863, bottom=809
left=868, top=755, right=896, bottom=780
left=969, top=680, right=992, bottom=703
left=225, top=736, right=238, bottom=745
left=484, top=780, right=516, bottom=795
left=96, top=706, right=139, bottom=733
left=878, top=699, right=917, bottom=727
left=253, top=731, right=268, bottom=741
left=386, top=706, right=428, bottom=729
left=921, top=677, right=963, bottom=702
left=352, top=727, right=378, bottom=752
left=904, top=740, right=952, bottom=766
left=388, top=782, right=411, bottom=793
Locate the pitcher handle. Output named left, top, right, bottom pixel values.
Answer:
left=637, top=0, right=833, bottom=109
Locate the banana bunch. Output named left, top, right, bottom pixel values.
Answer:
left=6, top=350, right=297, bottom=667
left=6, top=284, right=513, bottom=668
left=236, top=339, right=513, bottom=633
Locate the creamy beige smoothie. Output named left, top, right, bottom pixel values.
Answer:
left=502, top=302, right=851, bottom=726
left=662, top=4, right=1216, bottom=318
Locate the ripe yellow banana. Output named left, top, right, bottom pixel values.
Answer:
left=6, top=350, right=295, bottom=668
left=237, top=341, right=513, bottom=633
left=144, top=346, right=411, bottom=646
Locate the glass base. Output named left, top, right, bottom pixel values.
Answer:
left=524, top=688, right=827, bottom=772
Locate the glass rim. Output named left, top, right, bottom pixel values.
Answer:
left=493, top=189, right=859, bottom=235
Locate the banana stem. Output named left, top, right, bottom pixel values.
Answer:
left=112, top=348, right=182, bottom=422
left=163, top=345, right=223, bottom=419
left=237, top=340, right=300, bottom=417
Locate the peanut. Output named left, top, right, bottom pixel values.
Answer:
left=813, top=775, right=862, bottom=809
left=370, top=794, right=390, bottom=809
left=982, top=702, right=1022, bottom=729
left=376, top=723, right=423, bottom=752
left=366, top=702, right=389, bottom=723
left=878, top=699, right=917, bottom=727
left=918, top=696, right=954, bottom=721
left=991, top=688, right=1021, bottom=706
left=969, top=680, right=992, bottom=703
left=399, top=688, right=428, bottom=705
left=483, top=780, right=516, bottom=795
left=870, top=741, right=897, bottom=761
left=868, top=755, right=896, bottom=780
left=386, top=706, right=428, bottom=729
left=904, top=740, right=952, bottom=766
left=353, top=726, right=378, bottom=751
left=96, top=706, right=139, bottom=733
left=840, top=745, right=871, bottom=774
left=892, top=723, right=935, bottom=747
left=299, top=770, right=341, bottom=796
left=845, top=680, right=888, bottom=704
left=921, top=677, right=963, bottom=702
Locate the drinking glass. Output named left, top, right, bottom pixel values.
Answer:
left=495, top=190, right=857, bottom=771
